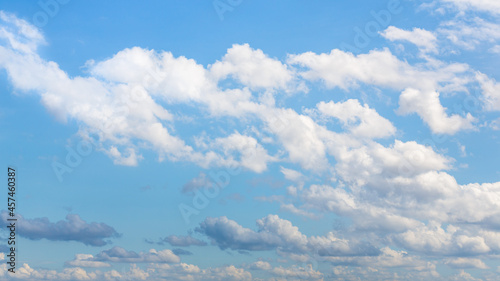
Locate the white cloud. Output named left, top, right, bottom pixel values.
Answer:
left=3, top=11, right=500, bottom=278
left=444, top=257, right=489, bottom=269
left=280, top=167, right=303, bottom=182
left=151, top=263, right=252, bottom=281
left=90, top=46, right=213, bottom=104
left=106, top=146, right=141, bottom=166
left=196, top=215, right=379, bottom=257
left=212, top=132, right=274, bottom=173
left=395, top=222, right=490, bottom=255
left=0, top=261, right=254, bottom=281
left=280, top=203, right=318, bottom=220
left=490, top=117, right=500, bottom=130
left=91, top=246, right=180, bottom=263
left=440, top=0, right=500, bottom=14
left=288, top=48, right=414, bottom=90
left=271, top=264, right=323, bottom=280
left=490, top=45, right=500, bottom=54
left=381, top=26, right=438, bottom=54
left=317, top=99, right=396, bottom=138
left=398, top=88, right=476, bottom=134
left=0, top=11, right=45, bottom=53
left=260, top=108, right=330, bottom=171
left=249, top=261, right=272, bottom=270
left=288, top=48, right=475, bottom=134
left=210, top=43, right=303, bottom=92
left=65, top=254, right=111, bottom=268
left=476, top=72, right=500, bottom=111
left=438, top=17, right=500, bottom=50
left=326, top=247, right=438, bottom=273
left=448, top=270, right=484, bottom=281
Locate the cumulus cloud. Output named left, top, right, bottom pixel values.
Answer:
left=65, top=254, right=111, bottom=268
left=196, top=215, right=379, bottom=257
left=2, top=9, right=500, bottom=280
left=0, top=10, right=492, bottom=177
left=260, top=108, right=330, bottom=171
left=444, top=257, right=489, bottom=269
left=397, top=88, right=476, bottom=134
left=0, top=211, right=119, bottom=246
left=209, top=43, right=304, bottom=92
left=212, top=132, right=274, bottom=173
left=317, top=99, right=396, bottom=138
left=288, top=48, right=476, bottom=134
left=150, top=263, right=252, bottom=281
left=249, top=261, right=272, bottom=270
left=395, top=222, right=491, bottom=255
left=325, top=247, right=438, bottom=273
left=90, top=246, right=180, bottom=263
left=270, top=264, right=323, bottom=280
left=381, top=26, right=438, bottom=54
left=0, top=261, right=253, bottom=281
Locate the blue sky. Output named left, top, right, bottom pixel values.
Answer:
left=0, top=0, right=500, bottom=280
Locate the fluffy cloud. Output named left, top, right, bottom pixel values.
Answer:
left=209, top=43, right=303, bottom=92
left=0, top=262, right=253, bottom=281
left=381, top=26, right=438, bottom=54
left=397, top=88, right=476, bottom=134
left=196, top=215, right=379, bottom=257
left=270, top=264, right=323, bottom=281
left=1, top=8, right=500, bottom=280
left=0, top=10, right=493, bottom=177
left=440, top=0, right=500, bottom=14
left=65, top=254, right=111, bottom=268
left=300, top=169, right=500, bottom=241
left=438, top=17, right=500, bottom=50
left=0, top=211, right=119, bottom=246
left=212, top=132, right=274, bottom=173
left=0, top=11, right=45, bottom=53
left=279, top=167, right=304, bottom=182
left=260, top=108, right=330, bottom=171
left=394, top=222, right=491, bottom=255
left=249, top=261, right=272, bottom=270
left=92, top=246, right=180, bottom=263
left=476, top=72, right=500, bottom=111
left=316, top=99, right=396, bottom=138
left=444, top=257, right=489, bottom=269
left=288, top=48, right=475, bottom=134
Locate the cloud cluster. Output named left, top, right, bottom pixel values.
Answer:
left=66, top=246, right=180, bottom=264
left=0, top=262, right=253, bottom=281
left=196, top=214, right=379, bottom=257
left=0, top=9, right=493, bottom=176
left=0, top=2, right=500, bottom=279
left=0, top=211, right=119, bottom=246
